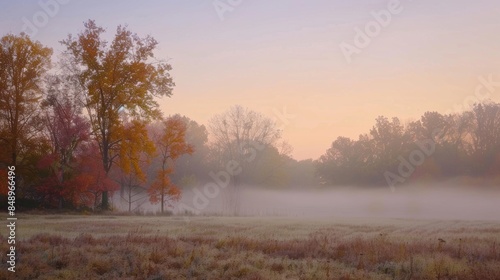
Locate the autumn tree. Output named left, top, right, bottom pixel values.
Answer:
left=148, top=116, right=193, bottom=213
left=0, top=33, right=52, bottom=195
left=37, top=77, right=91, bottom=208
left=115, top=119, right=156, bottom=212
left=72, top=143, right=119, bottom=210
left=61, top=20, right=175, bottom=209
left=167, top=116, right=210, bottom=187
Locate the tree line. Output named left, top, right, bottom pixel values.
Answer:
left=316, top=104, right=500, bottom=187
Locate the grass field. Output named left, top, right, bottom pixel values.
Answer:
left=1, top=214, right=500, bottom=279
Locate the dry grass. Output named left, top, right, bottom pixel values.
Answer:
left=0, top=215, right=499, bottom=279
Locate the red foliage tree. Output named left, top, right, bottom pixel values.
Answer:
left=37, top=93, right=91, bottom=208
left=37, top=89, right=119, bottom=209
left=71, top=144, right=119, bottom=210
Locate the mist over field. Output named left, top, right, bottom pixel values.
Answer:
left=125, top=184, right=495, bottom=221
left=243, top=186, right=500, bottom=220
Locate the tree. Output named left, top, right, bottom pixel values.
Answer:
left=370, top=116, right=405, bottom=163
left=0, top=33, right=52, bottom=195
left=317, top=136, right=357, bottom=185
left=420, top=112, right=447, bottom=141
left=115, top=119, right=156, bottom=212
left=168, top=115, right=210, bottom=187
left=148, top=116, right=193, bottom=213
left=209, top=106, right=281, bottom=158
left=285, top=158, right=319, bottom=188
left=72, top=143, right=119, bottom=210
left=467, top=102, right=500, bottom=175
left=241, top=144, right=291, bottom=186
left=61, top=20, right=175, bottom=209
left=37, top=79, right=91, bottom=208
left=208, top=105, right=282, bottom=214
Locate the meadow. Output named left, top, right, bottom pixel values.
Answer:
left=1, top=214, right=499, bottom=279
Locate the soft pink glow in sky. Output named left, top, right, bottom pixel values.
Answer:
left=2, top=0, right=500, bottom=159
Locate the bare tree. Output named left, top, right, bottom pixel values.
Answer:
left=208, top=105, right=282, bottom=215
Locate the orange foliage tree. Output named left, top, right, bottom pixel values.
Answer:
left=61, top=20, right=175, bottom=210
left=116, top=119, right=156, bottom=212
left=0, top=33, right=52, bottom=197
left=149, top=116, right=193, bottom=213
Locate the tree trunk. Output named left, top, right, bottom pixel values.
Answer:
left=11, top=151, right=17, bottom=167
left=128, top=184, right=132, bottom=212
left=101, top=128, right=111, bottom=210
left=101, top=191, right=109, bottom=210
left=161, top=192, right=164, bottom=214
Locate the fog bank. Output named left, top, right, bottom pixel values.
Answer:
left=174, top=184, right=500, bottom=221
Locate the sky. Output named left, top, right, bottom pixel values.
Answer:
left=1, top=0, right=500, bottom=160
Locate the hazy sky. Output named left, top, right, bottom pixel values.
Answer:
left=2, top=0, right=500, bottom=160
